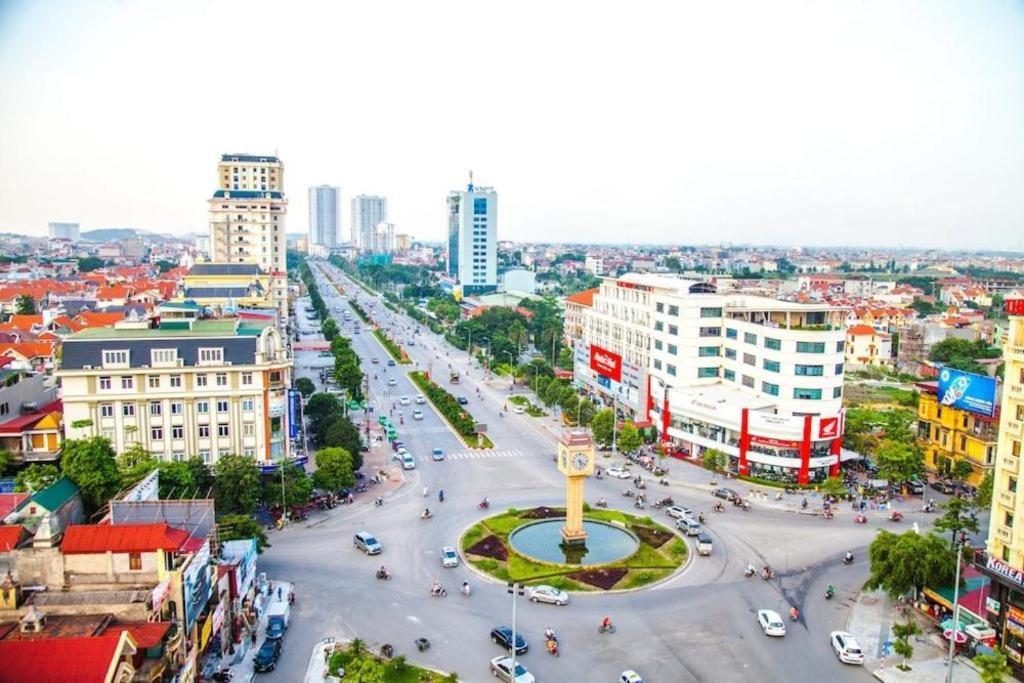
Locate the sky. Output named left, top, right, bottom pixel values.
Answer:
left=0, top=0, right=1022, bottom=250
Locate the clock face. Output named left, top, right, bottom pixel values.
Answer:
left=572, top=452, right=590, bottom=472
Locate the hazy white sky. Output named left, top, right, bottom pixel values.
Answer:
left=1, top=0, right=1022, bottom=249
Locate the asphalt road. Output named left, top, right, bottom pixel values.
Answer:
left=258, top=262, right=889, bottom=683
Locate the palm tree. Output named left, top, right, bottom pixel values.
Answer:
left=540, top=326, right=561, bottom=365
left=507, top=320, right=527, bottom=361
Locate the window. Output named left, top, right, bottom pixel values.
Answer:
left=959, top=435, right=967, bottom=451
left=763, top=359, right=780, bottom=372
left=100, top=403, right=113, bottom=417
left=654, top=321, right=664, bottom=332
left=796, top=342, right=825, bottom=353
left=742, top=375, right=755, bottom=388
left=121, top=376, right=133, bottom=389
left=151, top=349, right=177, bottom=365
left=744, top=332, right=757, bottom=345
left=196, top=401, right=209, bottom=414
left=169, top=375, right=182, bottom=388
left=725, top=348, right=737, bottom=359
left=102, top=350, right=129, bottom=367
left=218, top=424, right=230, bottom=438
left=242, top=372, right=253, bottom=385
left=724, top=369, right=736, bottom=381
left=129, top=553, right=142, bottom=571
left=102, top=428, right=115, bottom=441
left=667, top=364, right=677, bottom=376
left=743, top=353, right=756, bottom=366
left=700, top=327, right=721, bottom=337
left=725, top=328, right=737, bottom=339
left=196, top=374, right=208, bottom=387
left=216, top=373, right=228, bottom=387
left=99, top=376, right=111, bottom=390
left=244, top=448, right=256, bottom=458
left=668, top=325, right=678, bottom=336
left=217, top=400, right=229, bottom=413
left=473, top=197, right=488, bottom=215
left=170, top=402, right=183, bottom=415
left=653, top=359, right=663, bottom=370
left=172, top=452, right=184, bottom=462
left=149, top=402, right=162, bottom=416
left=698, top=367, right=718, bottom=378
left=835, top=363, right=844, bottom=375
left=794, top=388, right=823, bottom=400
left=198, top=425, right=211, bottom=438
left=667, top=344, right=678, bottom=355
left=833, top=386, right=842, bottom=398
left=123, top=404, right=135, bottom=417
left=667, top=305, right=679, bottom=316
left=654, top=340, right=663, bottom=351
left=200, top=450, right=211, bottom=463
left=698, top=346, right=719, bottom=357
left=795, top=365, right=824, bottom=376
left=242, top=398, right=255, bottom=411
left=700, top=307, right=722, bottom=318
left=836, top=341, right=845, bottom=352
left=198, top=348, right=224, bottom=365
left=656, top=303, right=664, bottom=313
left=151, top=427, right=163, bottom=440
left=172, top=426, right=184, bottom=440
left=762, top=382, right=779, bottom=396
left=147, top=376, right=160, bottom=389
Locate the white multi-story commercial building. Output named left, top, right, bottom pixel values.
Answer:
left=48, top=222, right=80, bottom=241
left=351, top=195, right=388, bottom=249
left=447, top=177, right=497, bottom=294
left=308, top=185, right=340, bottom=249
left=576, top=273, right=848, bottom=484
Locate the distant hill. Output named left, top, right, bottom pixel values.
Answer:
left=82, top=228, right=139, bottom=242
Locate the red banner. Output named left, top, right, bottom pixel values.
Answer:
left=750, top=435, right=802, bottom=448
left=589, top=344, right=622, bottom=382
left=1005, top=299, right=1024, bottom=316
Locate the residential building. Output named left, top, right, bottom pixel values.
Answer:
left=563, top=287, right=597, bottom=348
left=308, top=185, right=340, bottom=249
left=47, top=222, right=80, bottom=241
left=0, top=360, right=61, bottom=463
left=447, top=176, right=497, bottom=294
left=57, top=318, right=293, bottom=464
left=916, top=381, right=997, bottom=485
left=175, top=263, right=274, bottom=313
left=585, top=255, right=605, bottom=276
left=845, top=324, right=893, bottom=367
left=351, top=195, right=387, bottom=249
left=395, top=233, right=413, bottom=252
left=207, top=154, right=288, bottom=317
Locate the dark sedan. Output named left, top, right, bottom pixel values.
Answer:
left=254, top=639, right=282, bottom=672
left=457, top=396, right=469, bottom=405
left=490, top=626, right=528, bottom=655
left=712, top=488, right=738, bottom=501
left=930, top=480, right=956, bottom=495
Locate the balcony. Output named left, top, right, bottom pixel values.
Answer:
left=999, top=490, right=1016, bottom=508
left=997, top=525, right=1014, bottom=544
left=1002, top=454, right=1020, bottom=472
left=1008, top=346, right=1024, bottom=362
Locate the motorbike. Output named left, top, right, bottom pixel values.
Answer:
left=825, top=588, right=835, bottom=600
left=744, top=566, right=756, bottom=578
left=762, top=568, right=774, bottom=581
left=652, top=500, right=663, bottom=510
left=890, top=511, right=904, bottom=522
left=843, top=554, right=854, bottom=565
left=622, top=489, right=635, bottom=498
left=376, top=569, right=391, bottom=580
left=854, top=514, right=867, bottom=524
left=430, top=585, right=447, bottom=597
left=461, top=584, right=471, bottom=597
left=420, top=510, right=433, bottom=519
left=634, top=500, right=645, bottom=510
left=714, top=503, right=725, bottom=513
left=594, top=499, right=608, bottom=508
left=790, top=608, right=800, bottom=622
left=374, top=497, right=384, bottom=507
left=477, top=500, right=490, bottom=510
left=659, top=479, right=670, bottom=486
left=546, top=638, right=559, bottom=657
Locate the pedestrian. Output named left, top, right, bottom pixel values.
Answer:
left=277, top=586, right=282, bottom=600
left=251, top=630, right=258, bottom=646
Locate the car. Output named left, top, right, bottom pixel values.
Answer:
left=399, top=396, right=411, bottom=405
left=412, top=410, right=424, bottom=420
left=830, top=631, right=865, bottom=665
left=931, top=480, right=956, bottom=494
left=606, top=467, right=631, bottom=479
left=353, top=531, right=382, bottom=555
left=619, top=671, right=644, bottom=683
left=431, top=447, right=445, bottom=461
left=387, top=378, right=398, bottom=386
left=387, top=359, right=396, bottom=367
left=253, top=638, right=282, bottom=672
left=510, top=404, right=526, bottom=414
left=665, top=505, right=693, bottom=519
left=371, top=357, right=380, bottom=364
left=489, top=656, right=535, bottom=683
left=415, top=395, right=427, bottom=404
left=905, top=479, right=925, bottom=495
left=526, top=584, right=569, bottom=606
left=676, top=516, right=702, bottom=536
left=441, top=546, right=459, bottom=568
left=401, top=453, right=416, bottom=470
left=757, top=609, right=786, bottom=636
left=696, top=532, right=713, bottom=556
left=490, top=626, right=528, bottom=655
left=457, top=396, right=469, bottom=405
left=713, top=488, right=738, bottom=501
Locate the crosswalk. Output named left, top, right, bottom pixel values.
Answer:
left=446, top=449, right=530, bottom=461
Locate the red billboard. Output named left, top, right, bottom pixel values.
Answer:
left=589, top=344, right=622, bottom=382
left=1006, top=299, right=1024, bottom=316
left=818, top=417, right=840, bottom=439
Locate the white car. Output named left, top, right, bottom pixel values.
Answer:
left=399, top=396, right=411, bottom=406
left=665, top=505, right=693, bottom=519
left=620, top=672, right=644, bottom=683
left=489, top=656, right=534, bottom=683
left=606, top=467, right=631, bottom=479
left=441, top=546, right=459, bottom=568
left=510, top=404, right=526, bottom=414
left=415, top=395, right=427, bottom=404
left=830, top=631, right=865, bottom=665
left=412, top=410, right=424, bottom=420
left=757, top=609, right=786, bottom=637
left=526, top=584, right=569, bottom=606
left=401, top=453, right=416, bottom=470
left=387, top=378, right=398, bottom=386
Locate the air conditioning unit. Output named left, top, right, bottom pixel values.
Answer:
left=82, top=365, right=93, bottom=370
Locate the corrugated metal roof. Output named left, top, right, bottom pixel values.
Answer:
left=61, top=522, right=189, bottom=555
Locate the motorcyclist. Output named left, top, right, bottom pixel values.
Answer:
left=762, top=565, right=773, bottom=579
left=790, top=606, right=800, bottom=620
left=826, top=584, right=835, bottom=597
left=461, top=581, right=470, bottom=596
left=845, top=550, right=853, bottom=563
left=601, top=616, right=612, bottom=630
left=431, top=581, right=441, bottom=595
left=746, top=562, right=755, bottom=576
left=439, top=489, right=445, bottom=503
left=481, top=496, right=489, bottom=507
left=597, top=497, right=607, bottom=506
left=545, top=627, right=556, bottom=641
left=378, top=566, right=389, bottom=579
left=698, top=512, right=705, bottom=524
left=422, top=508, right=432, bottom=518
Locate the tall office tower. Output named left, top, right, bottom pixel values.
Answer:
left=208, top=153, right=288, bottom=315
left=351, top=195, right=387, bottom=249
left=308, top=185, right=340, bottom=249
left=446, top=173, right=497, bottom=293
left=48, top=222, right=80, bottom=241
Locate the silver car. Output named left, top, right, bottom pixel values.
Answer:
left=526, top=584, right=569, bottom=606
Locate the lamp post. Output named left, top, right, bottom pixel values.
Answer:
left=611, top=393, right=618, bottom=456
left=507, top=582, right=524, bottom=674
left=477, top=337, right=492, bottom=375
left=945, top=543, right=963, bottom=683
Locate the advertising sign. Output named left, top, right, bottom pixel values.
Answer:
left=589, top=344, right=622, bottom=383
left=939, top=367, right=998, bottom=418
left=183, top=539, right=212, bottom=632
left=987, top=555, right=1024, bottom=587
left=150, top=577, right=171, bottom=614
left=288, top=389, right=300, bottom=439
left=818, top=417, right=840, bottom=439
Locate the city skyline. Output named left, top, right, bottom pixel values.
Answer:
left=0, top=1, right=1022, bottom=250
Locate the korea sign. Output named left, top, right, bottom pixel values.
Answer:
left=589, top=345, right=622, bottom=383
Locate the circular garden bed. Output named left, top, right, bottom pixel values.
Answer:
left=460, top=506, right=687, bottom=591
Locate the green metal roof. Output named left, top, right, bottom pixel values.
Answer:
left=70, top=320, right=240, bottom=339
left=29, top=476, right=79, bottom=512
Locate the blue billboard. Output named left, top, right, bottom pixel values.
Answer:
left=938, top=367, right=998, bottom=417
left=288, top=389, right=300, bottom=439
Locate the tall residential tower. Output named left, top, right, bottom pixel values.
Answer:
left=447, top=174, right=497, bottom=294
left=351, top=195, right=388, bottom=249
left=308, top=185, right=341, bottom=249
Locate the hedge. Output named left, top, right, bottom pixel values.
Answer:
left=408, top=371, right=491, bottom=448
left=373, top=329, right=412, bottom=365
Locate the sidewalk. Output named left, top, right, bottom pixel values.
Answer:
left=846, top=590, right=981, bottom=683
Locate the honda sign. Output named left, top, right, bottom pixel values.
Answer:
left=589, top=344, right=622, bottom=383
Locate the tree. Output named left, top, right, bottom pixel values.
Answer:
left=541, top=379, right=564, bottom=408
left=213, top=455, right=261, bottom=516
left=77, top=257, right=105, bottom=272
left=295, top=377, right=316, bottom=398
left=591, top=409, right=614, bottom=447
left=311, top=447, right=355, bottom=492
left=323, top=418, right=363, bottom=470
left=820, top=476, right=849, bottom=498
left=305, top=393, right=344, bottom=433
left=617, top=421, right=642, bottom=454
left=322, top=318, right=339, bottom=341
left=866, top=530, right=956, bottom=598
left=154, top=260, right=176, bottom=273
left=977, top=471, right=994, bottom=508
left=157, top=461, right=197, bottom=498
left=933, top=496, right=980, bottom=548
left=218, top=513, right=270, bottom=553
left=950, top=458, right=974, bottom=482
left=187, top=457, right=215, bottom=496
left=577, top=400, right=597, bottom=427
left=14, top=463, right=60, bottom=493
left=974, top=649, right=1012, bottom=683
left=266, top=463, right=313, bottom=508
left=116, top=442, right=152, bottom=470
left=891, top=619, right=921, bottom=670
left=0, top=449, right=11, bottom=476
left=14, top=294, right=35, bottom=315
left=507, top=320, right=528, bottom=357
left=60, top=437, right=123, bottom=515
left=842, top=408, right=880, bottom=455
left=874, top=438, right=923, bottom=485
left=702, top=449, right=728, bottom=474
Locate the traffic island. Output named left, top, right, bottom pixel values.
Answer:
left=319, top=638, right=457, bottom=683
left=460, top=506, right=687, bottom=592
left=408, top=371, right=494, bottom=449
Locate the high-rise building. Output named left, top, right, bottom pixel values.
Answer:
left=208, top=153, right=288, bottom=315
left=308, top=185, right=340, bottom=249
left=351, top=195, right=387, bottom=249
left=447, top=175, right=497, bottom=294
left=48, top=222, right=80, bottom=241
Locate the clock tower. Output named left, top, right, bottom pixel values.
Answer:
left=556, top=429, right=595, bottom=546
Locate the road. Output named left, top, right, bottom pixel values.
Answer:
left=259, top=261, right=896, bottom=683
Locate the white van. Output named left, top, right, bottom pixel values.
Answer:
left=696, top=533, right=713, bottom=556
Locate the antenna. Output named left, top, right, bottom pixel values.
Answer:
left=468, top=170, right=474, bottom=192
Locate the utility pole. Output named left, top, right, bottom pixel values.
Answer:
left=508, top=582, right=524, bottom=675
left=945, top=543, right=963, bottom=682
left=611, top=393, right=618, bottom=456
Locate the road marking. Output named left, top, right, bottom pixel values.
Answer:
left=446, top=449, right=529, bottom=461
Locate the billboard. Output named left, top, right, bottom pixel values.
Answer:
left=288, top=389, right=300, bottom=439
left=938, top=367, right=997, bottom=418
left=589, top=344, right=622, bottom=382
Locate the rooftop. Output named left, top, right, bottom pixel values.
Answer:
left=220, top=153, right=280, bottom=163
left=0, top=634, right=129, bottom=683
left=69, top=319, right=240, bottom=339
left=61, top=522, right=191, bottom=555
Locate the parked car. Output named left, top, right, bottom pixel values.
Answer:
left=489, top=656, right=535, bottom=683
left=441, top=546, right=459, bottom=568
left=490, top=626, right=528, bottom=655
left=905, top=479, right=925, bottom=495
left=265, top=601, right=290, bottom=640
left=712, top=488, right=738, bottom=501
left=757, top=609, right=786, bottom=637
left=830, top=631, right=865, bottom=665
left=353, top=531, right=382, bottom=555
left=253, top=638, right=282, bottom=672
left=665, top=505, right=693, bottom=519
left=606, top=467, right=631, bottom=479
left=526, top=584, right=569, bottom=606
left=930, top=480, right=956, bottom=495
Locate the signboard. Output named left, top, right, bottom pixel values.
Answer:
left=1007, top=606, right=1024, bottom=637
left=288, top=389, right=300, bottom=439
left=150, top=577, right=171, bottom=614
left=819, top=417, right=840, bottom=439
left=750, top=435, right=802, bottom=449
left=183, top=539, right=212, bottom=632
left=199, top=612, right=213, bottom=650
left=121, top=470, right=160, bottom=502
left=269, top=397, right=287, bottom=418
left=986, top=555, right=1024, bottom=587
left=589, top=345, right=622, bottom=383
left=1005, top=299, right=1024, bottom=316
left=938, top=367, right=997, bottom=418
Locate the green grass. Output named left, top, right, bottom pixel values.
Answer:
left=482, top=513, right=527, bottom=536
left=665, top=537, right=688, bottom=560
left=328, top=648, right=451, bottom=682
left=543, top=575, right=593, bottom=592
left=525, top=405, right=547, bottom=417
left=461, top=523, right=485, bottom=550
left=625, top=542, right=678, bottom=569
left=507, top=554, right=566, bottom=582
left=618, top=567, right=673, bottom=589
left=373, top=329, right=412, bottom=364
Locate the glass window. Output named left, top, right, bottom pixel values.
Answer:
left=700, top=327, right=721, bottom=337
left=667, top=344, right=678, bottom=355
left=762, top=382, right=779, bottom=396
left=151, top=427, right=163, bottom=440
left=836, top=341, right=845, bottom=352
left=242, top=372, right=253, bottom=385
left=218, top=424, right=230, bottom=437
left=473, top=197, right=488, bottom=215
left=698, top=367, right=719, bottom=378
left=656, top=303, right=664, bottom=313
left=700, top=307, right=722, bottom=318
left=99, top=376, right=111, bottom=390
left=667, top=305, right=679, bottom=316
left=122, top=404, right=135, bottom=417
left=147, top=376, right=160, bottom=389
left=244, top=424, right=256, bottom=436
left=743, top=353, right=756, bottom=366
left=196, top=375, right=208, bottom=387
left=698, top=346, right=719, bottom=357
left=242, top=398, right=255, bottom=411
left=198, top=347, right=224, bottom=365
left=100, top=404, right=113, bottom=417
left=171, top=402, right=183, bottom=415
left=654, top=321, right=664, bottom=332
left=742, top=375, right=755, bottom=388
left=216, top=373, right=228, bottom=386
left=835, top=363, right=844, bottom=375
left=668, top=324, right=678, bottom=336
left=763, top=359, right=780, bottom=372
left=653, top=359, right=663, bottom=370
left=833, top=386, right=843, bottom=398
left=151, top=349, right=177, bottom=365
left=795, top=365, right=824, bottom=376
left=149, top=401, right=162, bottom=416
left=667, top=364, right=677, bottom=376
left=725, top=328, right=737, bottom=339
left=102, top=350, right=129, bottom=367
left=724, top=369, right=736, bottom=381
left=198, top=425, right=210, bottom=438
left=796, top=342, right=825, bottom=353
left=654, top=340, right=663, bottom=351
left=170, top=375, right=182, bottom=388
left=744, top=332, right=757, bottom=345
left=121, top=376, right=133, bottom=389
left=764, top=337, right=781, bottom=350
left=725, top=348, right=737, bottom=359
left=794, top=388, right=823, bottom=400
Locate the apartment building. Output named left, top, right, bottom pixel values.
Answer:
left=845, top=324, right=893, bottom=368
left=563, top=287, right=597, bottom=348
left=447, top=177, right=498, bottom=294
left=351, top=195, right=388, bottom=249
left=916, top=381, right=997, bottom=485
left=576, top=273, right=848, bottom=484
left=56, top=318, right=293, bottom=464
left=308, top=185, right=340, bottom=249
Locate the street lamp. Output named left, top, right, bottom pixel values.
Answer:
left=945, top=543, right=963, bottom=683
left=507, top=582, right=524, bottom=675
left=477, top=337, right=492, bottom=375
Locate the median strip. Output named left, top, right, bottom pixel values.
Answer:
left=408, top=370, right=494, bottom=449
left=373, top=328, right=412, bottom=365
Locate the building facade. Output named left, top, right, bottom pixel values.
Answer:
left=845, top=324, right=893, bottom=367
left=57, top=319, right=293, bottom=465
left=446, top=179, right=497, bottom=294
left=47, top=222, right=80, bottom=241
left=916, top=382, right=997, bottom=486
left=351, top=195, right=387, bottom=249
left=308, top=185, right=340, bottom=249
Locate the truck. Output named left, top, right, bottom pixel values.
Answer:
left=266, top=601, right=291, bottom=640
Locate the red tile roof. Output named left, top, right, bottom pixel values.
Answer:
left=75, top=311, right=125, bottom=328
left=61, top=523, right=190, bottom=555
left=565, top=287, right=598, bottom=307
left=0, top=634, right=128, bottom=683
left=0, top=399, right=62, bottom=434
left=847, top=324, right=879, bottom=336
left=0, top=342, right=56, bottom=360
left=0, top=525, right=26, bottom=552
left=103, top=621, right=170, bottom=649
left=0, top=494, right=29, bottom=520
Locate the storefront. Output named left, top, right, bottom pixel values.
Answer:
left=974, top=551, right=1024, bottom=671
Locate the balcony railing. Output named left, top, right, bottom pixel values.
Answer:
left=999, top=490, right=1016, bottom=508
left=1001, top=454, right=1020, bottom=472
left=996, top=525, right=1013, bottom=544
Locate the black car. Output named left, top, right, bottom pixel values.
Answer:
left=712, top=488, right=738, bottom=501
left=490, top=626, right=528, bottom=655
left=254, top=639, right=282, bottom=672
left=931, top=480, right=956, bottom=495
left=457, top=396, right=469, bottom=405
